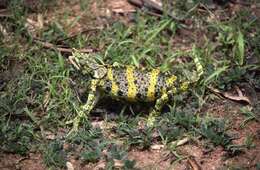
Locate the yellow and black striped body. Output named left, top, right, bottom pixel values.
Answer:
left=98, top=65, right=180, bottom=103
left=68, top=51, right=203, bottom=133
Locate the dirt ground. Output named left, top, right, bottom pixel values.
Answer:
left=1, top=99, right=259, bottom=170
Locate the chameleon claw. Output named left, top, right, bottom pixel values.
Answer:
left=146, top=115, right=156, bottom=127
left=147, top=109, right=160, bottom=127
left=65, top=120, right=74, bottom=125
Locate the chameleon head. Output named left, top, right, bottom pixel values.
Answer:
left=69, top=51, right=107, bottom=79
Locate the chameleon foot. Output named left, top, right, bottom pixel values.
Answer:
left=146, top=111, right=158, bottom=127
left=66, top=117, right=81, bottom=137
left=147, top=116, right=156, bottom=127
left=146, top=108, right=161, bottom=127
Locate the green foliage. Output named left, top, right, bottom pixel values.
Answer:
left=244, top=135, right=255, bottom=149
left=43, top=140, right=67, bottom=168
left=216, top=25, right=245, bottom=66
left=198, top=118, right=231, bottom=146
left=42, top=22, right=68, bottom=42
left=81, top=148, right=101, bottom=163
left=1, top=0, right=259, bottom=168
left=68, top=124, right=103, bottom=146
left=0, top=119, right=34, bottom=155
left=99, top=17, right=178, bottom=68
left=105, top=144, right=136, bottom=170
left=158, top=123, right=183, bottom=142
left=257, top=162, right=260, bottom=170
left=240, top=106, right=259, bottom=128
left=116, top=122, right=153, bottom=149
left=67, top=124, right=137, bottom=168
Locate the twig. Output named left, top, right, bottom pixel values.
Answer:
left=171, top=137, right=190, bottom=147
left=34, top=39, right=94, bottom=54
left=0, top=9, right=12, bottom=17
left=15, top=156, right=29, bottom=165
left=128, top=0, right=143, bottom=7
left=56, top=26, right=103, bottom=43
left=24, top=18, right=96, bottom=54
left=143, top=0, right=163, bottom=12
left=145, top=10, right=164, bottom=18
left=128, top=0, right=185, bottom=21
left=151, top=137, right=190, bottom=151
left=187, top=157, right=202, bottom=170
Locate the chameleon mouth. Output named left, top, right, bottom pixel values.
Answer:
left=69, top=56, right=80, bottom=70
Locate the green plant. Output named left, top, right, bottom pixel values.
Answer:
left=198, top=117, right=231, bottom=146
left=240, top=106, right=258, bottom=128
left=244, top=135, right=255, bottom=149
left=43, top=140, right=67, bottom=168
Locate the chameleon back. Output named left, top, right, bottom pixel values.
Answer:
left=99, top=65, right=176, bottom=102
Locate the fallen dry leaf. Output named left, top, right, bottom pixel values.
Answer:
left=209, top=86, right=251, bottom=105
left=66, top=162, right=74, bottom=170
left=114, top=159, right=125, bottom=168
left=35, top=39, right=94, bottom=54
left=150, top=137, right=190, bottom=150
left=171, top=137, right=190, bottom=147
left=151, top=144, right=164, bottom=150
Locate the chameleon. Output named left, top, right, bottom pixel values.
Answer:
left=68, top=50, right=203, bottom=134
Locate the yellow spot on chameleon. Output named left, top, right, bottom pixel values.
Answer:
left=180, top=81, right=189, bottom=92
left=107, top=67, right=118, bottom=96
left=126, top=66, right=137, bottom=101
left=90, top=79, right=98, bottom=91
left=147, top=69, right=160, bottom=101
left=99, top=79, right=105, bottom=87
left=166, top=75, right=177, bottom=87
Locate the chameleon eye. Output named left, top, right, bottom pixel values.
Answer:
left=93, top=67, right=107, bottom=78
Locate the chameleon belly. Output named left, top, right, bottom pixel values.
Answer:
left=100, top=66, right=171, bottom=102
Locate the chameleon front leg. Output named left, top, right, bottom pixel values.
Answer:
left=68, top=79, right=99, bottom=135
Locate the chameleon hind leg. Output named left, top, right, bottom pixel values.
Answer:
left=68, top=80, right=99, bottom=135
left=147, top=92, right=170, bottom=127
left=147, top=81, right=190, bottom=127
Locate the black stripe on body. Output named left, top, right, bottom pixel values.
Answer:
left=133, top=69, right=151, bottom=101
left=112, top=68, right=129, bottom=98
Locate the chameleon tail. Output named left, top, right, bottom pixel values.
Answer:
left=193, top=55, right=204, bottom=80
left=178, top=50, right=204, bottom=92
